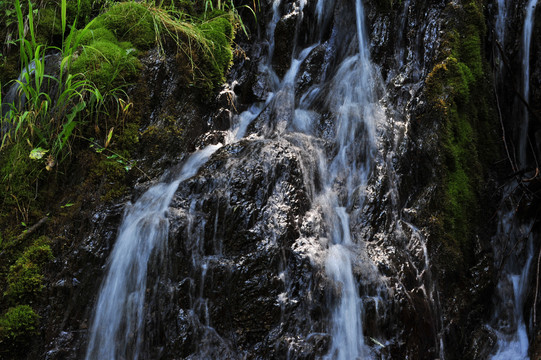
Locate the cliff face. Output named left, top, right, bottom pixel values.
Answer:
left=1, top=0, right=540, bottom=359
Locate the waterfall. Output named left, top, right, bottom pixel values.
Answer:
left=85, top=0, right=391, bottom=358
left=495, top=0, right=508, bottom=45
left=84, top=144, right=222, bottom=360
left=489, top=1, right=539, bottom=358
left=313, top=0, right=382, bottom=357
left=519, top=0, right=539, bottom=166
left=396, top=0, right=411, bottom=68
left=202, top=0, right=384, bottom=356
left=489, top=210, right=534, bottom=360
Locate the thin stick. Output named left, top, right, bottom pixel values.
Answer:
left=534, top=245, right=541, bottom=327
left=493, top=69, right=517, bottom=173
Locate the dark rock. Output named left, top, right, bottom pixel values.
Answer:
left=272, top=13, right=298, bottom=78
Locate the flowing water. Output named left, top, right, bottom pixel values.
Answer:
left=234, top=0, right=385, bottom=354
left=84, top=0, right=439, bottom=357
left=489, top=0, right=539, bottom=358
left=519, top=0, right=539, bottom=166
left=84, top=144, right=222, bottom=360
left=489, top=211, right=534, bottom=360
left=495, top=0, right=508, bottom=45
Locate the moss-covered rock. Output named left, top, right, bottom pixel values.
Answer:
left=0, top=305, right=39, bottom=356
left=422, top=0, right=495, bottom=264
left=77, top=26, right=117, bottom=46
left=70, top=38, right=139, bottom=92
left=197, top=15, right=235, bottom=89
left=4, top=262, right=43, bottom=303
left=90, top=2, right=156, bottom=50
left=4, top=237, right=52, bottom=304
left=0, top=142, right=44, bottom=229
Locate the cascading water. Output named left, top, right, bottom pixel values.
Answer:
left=260, top=0, right=384, bottom=356
left=84, top=144, right=222, bottom=360
left=488, top=1, right=539, bottom=358
left=495, top=0, right=508, bottom=46
left=395, top=0, right=411, bottom=68
left=233, top=0, right=385, bottom=354
left=83, top=0, right=442, bottom=358
left=489, top=211, right=534, bottom=360
left=519, top=0, right=538, bottom=166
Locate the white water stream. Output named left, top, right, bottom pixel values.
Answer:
left=489, top=1, right=538, bottom=358
left=230, top=0, right=384, bottom=357
left=84, top=144, right=222, bottom=360
left=519, top=0, right=538, bottom=166
left=495, top=0, right=508, bottom=45
left=85, top=0, right=390, bottom=358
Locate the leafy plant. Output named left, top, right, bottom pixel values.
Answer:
left=2, top=0, right=106, bottom=166
left=87, top=136, right=150, bottom=179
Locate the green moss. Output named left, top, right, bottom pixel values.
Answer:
left=197, top=15, right=235, bottom=89
left=424, top=0, right=496, bottom=267
left=460, top=29, right=482, bottom=80
left=4, top=262, right=43, bottom=303
left=77, top=27, right=117, bottom=46
left=97, top=158, right=129, bottom=202
left=116, top=122, right=140, bottom=153
left=18, top=237, right=53, bottom=266
left=69, top=2, right=166, bottom=91
left=426, top=57, right=475, bottom=108
left=0, top=305, right=39, bottom=354
left=4, top=237, right=52, bottom=303
left=70, top=39, right=139, bottom=92
left=80, top=150, right=131, bottom=203
left=91, top=2, right=156, bottom=50
left=35, top=6, right=62, bottom=45
left=0, top=142, right=43, bottom=226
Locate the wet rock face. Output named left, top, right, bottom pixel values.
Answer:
left=34, top=0, right=535, bottom=359
left=273, top=13, right=298, bottom=78
left=144, top=137, right=330, bottom=359
left=40, top=202, right=126, bottom=360
left=35, top=48, right=231, bottom=359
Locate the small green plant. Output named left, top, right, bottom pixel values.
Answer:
left=202, top=0, right=257, bottom=36
left=87, top=136, right=150, bottom=179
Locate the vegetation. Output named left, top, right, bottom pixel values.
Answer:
left=4, top=237, right=53, bottom=303
left=0, top=305, right=40, bottom=355
left=0, top=0, right=244, bottom=357
left=424, top=0, right=497, bottom=271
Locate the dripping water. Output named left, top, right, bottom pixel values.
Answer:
left=84, top=144, right=222, bottom=360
